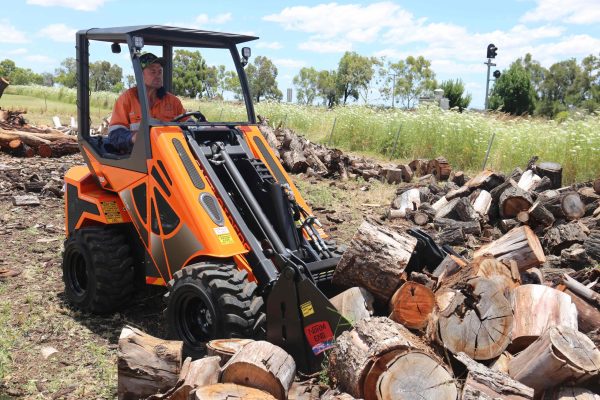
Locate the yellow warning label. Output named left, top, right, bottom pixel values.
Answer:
left=101, top=201, right=123, bottom=223
left=300, top=301, right=315, bottom=317
left=217, top=233, right=234, bottom=245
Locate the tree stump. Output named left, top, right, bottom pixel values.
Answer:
left=473, top=226, right=546, bottom=271
left=510, top=284, right=578, bottom=352
left=500, top=186, right=533, bottom=218
left=329, top=287, right=375, bottom=325
left=455, top=352, right=534, bottom=400
left=388, top=281, right=435, bottom=330
left=206, top=339, right=254, bottom=366
left=508, top=326, right=600, bottom=393
left=436, top=277, right=513, bottom=360
left=117, top=326, right=183, bottom=400
left=220, top=341, right=295, bottom=400
left=333, top=220, right=417, bottom=302
left=536, top=162, right=562, bottom=189
left=192, top=384, right=276, bottom=400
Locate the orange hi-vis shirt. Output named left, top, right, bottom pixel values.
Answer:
left=109, top=87, right=185, bottom=132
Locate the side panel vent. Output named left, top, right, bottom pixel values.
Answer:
left=199, top=192, right=225, bottom=226
left=172, top=138, right=205, bottom=190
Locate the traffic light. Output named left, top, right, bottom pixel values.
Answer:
left=493, top=70, right=501, bottom=79
left=487, top=43, right=498, bottom=59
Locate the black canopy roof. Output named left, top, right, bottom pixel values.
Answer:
left=78, top=25, right=258, bottom=48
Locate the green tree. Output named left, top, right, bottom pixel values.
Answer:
left=316, top=70, right=339, bottom=108
left=0, top=59, right=16, bottom=78
left=54, top=58, right=77, bottom=88
left=581, top=54, right=600, bottom=111
left=173, top=49, right=210, bottom=98
left=223, top=70, right=242, bottom=100
left=383, top=56, right=436, bottom=108
left=336, top=52, right=375, bottom=104
left=488, top=62, right=536, bottom=115
left=9, top=68, right=43, bottom=85
left=89, top=61, right=123, bottom=92
left=246, top=56, right=282, bottom=103
left=537, top=59, right=583, bottom=117
left=439, top=79, right=472, bottom=111
left=126, top=74, right=136, bottom=88
left=41, top=72, right=54, bottom=87
left=515, top=53, right=546, bottom=101
left=292, top=67, right=319, bottom=105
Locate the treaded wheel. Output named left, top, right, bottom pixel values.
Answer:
left=165, top=262, right=266, bottom=356
left=62, top=226, right=135, bottom=314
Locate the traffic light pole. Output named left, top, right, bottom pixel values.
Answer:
left=484, top=58, right=496, bottom=110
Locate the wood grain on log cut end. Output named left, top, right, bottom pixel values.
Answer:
left=207, top=338, right=254, bottom=366
left=389, top=281, right=435, bottom=330
left=192, top=383, right=276, bottom=400
left=330, top=287, right=374, bottom=325
left=474, top=226, right=546, bottom=271
left=220, top=340, right=295, bottom=400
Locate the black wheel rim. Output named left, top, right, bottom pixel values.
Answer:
left=176, top=288, right=215, bottom=346
left=67, top=251, right=88, bottom=297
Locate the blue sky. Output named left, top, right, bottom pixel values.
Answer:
left=1, top=0, right=599, bottom=108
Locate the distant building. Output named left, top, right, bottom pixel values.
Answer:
left=419, top=88, right=449, bottom=110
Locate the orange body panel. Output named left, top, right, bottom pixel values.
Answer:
left=82, top=147, right=146, bottom=192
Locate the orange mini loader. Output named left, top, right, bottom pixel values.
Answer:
left=62, top=26, right=349, bottom=372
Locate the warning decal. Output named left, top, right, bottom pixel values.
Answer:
left=213, top=226, right=234, bottom=244
left=300, top=301, right=315, bottom=317
left=304, top=321, right=335, bottom=355
left=101, top=201, right=123, bottom=223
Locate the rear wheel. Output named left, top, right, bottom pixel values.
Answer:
left=165, top=262, right=265, bottom=356
left=62, top=226, right=135, bottom=313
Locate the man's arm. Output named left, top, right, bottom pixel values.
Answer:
left=108, top=93, right=135, bottom=153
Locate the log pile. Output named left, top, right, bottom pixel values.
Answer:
left=0, top=108, right=79, bottom=158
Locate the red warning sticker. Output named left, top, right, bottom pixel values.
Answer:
left=304, top=321, right=335, bottom=355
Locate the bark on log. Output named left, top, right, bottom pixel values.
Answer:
left=508, top=325, right=600, bottom=393
left=220, top=340, right=295, bottom=400
left=455, top=352, right=534, bottom=400
left=466, top=170, right=505, bottom=191
left=117, top=326, right=183, bottom=400
left=445, top=185, right=471, bottom=200
left=436, top=277, right=513, bottom=360
left=543, top=222, right=588, bottom=255
left=437, top=226, right=465, bottom=246
left=406, top=210, right=429, bottom=225
left=584, top=230, right=600, bottom=261
left=384, top=167, right=404, bottom=184
left=333, top=220, right=417, bottom=302
left=320, top=389, right=356, bottom=400
left=434, top=218, right=482, bottom=236
left=540, top=191, right=586, bottom=220
left=500, top=186, right=533, bottom=218
left=429, top=157, right=452, bottom=181
left=37, top=140, right=79, bottom=158
left=192, top=384, right=276, bottom=400
left=408, top=159, right=428, bottom=177
left=528, top=201, right=555, bottom=228
left=534, top=176, right=554, bottom=193
left=206, top=339, right=254, bottom=366
left=431, top=254, right=467, bottom=278
left=510, top=284, right=578, bottom=352
left=500, top=218, right=520, bottom=233
left=474, top=225, right=546, bottom=271
left=435, top=197, right=460, bottom=219
left=329, top=287, right=375, bottom=324
left=451, top=171, right=465, bottom=186
left=562, top=273, right=600, bottom=308
left=147, top=356, right=221, bottom=400
left=432, top=195, right=449, bottom=212
left=536, top=162, right=563, bottom=189
left=388, top=281, right=435, bottom=330
left=454, top=197, right=478, bottom=221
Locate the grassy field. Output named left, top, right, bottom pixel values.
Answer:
left=3, top=85, right=599, bottom=183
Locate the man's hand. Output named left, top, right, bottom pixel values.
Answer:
left=131, top=131, right=138, bottom=144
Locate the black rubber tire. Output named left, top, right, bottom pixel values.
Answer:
left=62, top=226, right=135, bottom=314
left=164, top=262, right=266, bottom=355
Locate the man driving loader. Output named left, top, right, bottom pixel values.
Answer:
left=108, top=52, right=185, bottom=153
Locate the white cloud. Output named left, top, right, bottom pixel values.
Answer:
left=8, top=48, right=28, bottom=55
left=273, top=58, right=307, bottom=69
left=257, top=41, right=283, bottom=50
left=25, top=54, right=55, bottom=64
left=39, top=24, right=77, bottom=43
left=521, top=0, right=600, bottom=24
left=299, top=40, right=352, bottom=53
left=27, top=0, right=107, bottom=11
left=195, top=12, right=232, bottom=26
left=0, top=20, right=28, bottom=43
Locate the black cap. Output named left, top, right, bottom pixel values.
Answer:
left=139, top=52, right=165, bottom=69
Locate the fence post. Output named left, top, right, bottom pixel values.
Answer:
left=389, top=123, right=403, bottom=160
left=482, top=130, right=496, bottom=170
left=327, top=117, right=337, bottom=147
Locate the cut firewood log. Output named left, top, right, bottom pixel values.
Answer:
left=405, top=209, right=429, bottom=225
left=146, top=356, right=221, bottom=400
left=578, top=187, right=600, bottom=204
left=6, top=138, right=35, bottom=157
left=510, top=284, right=578, bottom=352
left=398, top=164, right=413, bottom=182
left=534, top=176, right=554, bottom=193
left=12, top=194, right=41, bottom=206
left=518, top=169, right=542, bottom=192
left=432, top=195, right=449, bottom=212
left=431, top=254, right=467, bottom=278
left=584, top=230, right=600, bottom=261
left=191, top=384, right=276, bottom=400
left=37, top=140, right=80, bottom=158
left=500, top=218, right=520, bottom=233
left=454, top=197, right=478, bottom=221
left=540, top=191, right=586, bottom=220
left=437, top=226, right=465, bottom=245
left=287, top=380, right=322, bottom=400
left=528, top=201, right=555, bottom=227
left=408, top=158, right=428, bottom=177
left=329, top=287, right=374, bottom=324
left=594, top=178, right=600, bottom=195
left=516, top=210, right=529, bottom=224
left=24, top=181, right=46, bottom=193
left=466, top=170, right=505, bottom=191
left=472, top=190, right=492, bottom=217
left=562, top=273, right=600, bottom=308
left=556, top=285, right=600, bottom=333
left=455, top=352, right=534, bottom=400
left=428, top=157, right=452, bottom=181
left=500, top=186, right=533, bottom=218
left=561, top=244, right=589, bottom=268
left=489, top=179, right=517, bottom=220
left=508, top=325, right=600, bottom=393
left=390, top=188, right=420, bottom=217
left=434, top=197, right=460, bottom=219
left=333, top=220, right=418, bottom=302
left=220, top=340, right=295, bottom=400
left=451, top=170, right=465, bottom=186
left=489, top=352, right=513, bottom=374
left=384, top=167, right=403, bottom=184
left=474, top=225, right=546, bottom=271
left=445, top=185, right=471, bottom=200
left=536, top=161, right=563, bottom=189
left=117, top=326, right=183, bottom=400
left=434, top=218, right=482, bottom=236
left=388, top=281, right=435, bottom=330
left=435, top=276, right=513, bottom=360
left=206, top=339, right=254, bottom=366
left=328, top=317, right=457, bottom=400
left=543, top=222, right=588, bottom=255
left=541, top=386, right=600, bottom=400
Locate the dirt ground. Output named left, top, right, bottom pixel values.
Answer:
left=0, top=152, right=398, bottom=399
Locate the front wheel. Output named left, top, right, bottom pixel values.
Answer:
left=164, top=262, right=265, bottom=355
